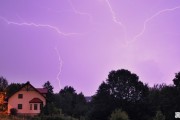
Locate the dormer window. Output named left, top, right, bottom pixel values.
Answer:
left=18, top=94, right=23, bottom=99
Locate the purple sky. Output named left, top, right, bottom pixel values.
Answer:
left=0, top=0, right=180, bottom=96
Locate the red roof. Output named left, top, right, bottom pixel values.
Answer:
left=29, top=98, right=43, bottom=103
left=36, top=88, right=48, bottom=94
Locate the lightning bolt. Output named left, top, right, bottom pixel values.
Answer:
left=0, top=16, right=78, bottom=90
left=54, top=47, right=63, bottom=89
left=68, top=0, right=93, bottom=22
left=105, top=0, right=127, bottom=40
left=130, top=6, right=180, bottom=44
left=0, top=16, right=80, bottom=36
left=105, top=0, right=124, bottom=26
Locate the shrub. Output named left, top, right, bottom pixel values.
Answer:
left=10, top=108, right=17, bottom=116
left=110, top=109, right=129, bottom=120
left=41, top=103, right=61, bottom=115
left=153, top=111, right=165, bottom=120
left=32, top=115, right=78, bottom=120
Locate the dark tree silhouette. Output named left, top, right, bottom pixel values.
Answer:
left=43, top=81, right=54, bottom=103
left=107, top=69, right=149, bottom=102
left=89, top=69, right=149, bottom=120
left=158, top=85, right=178, bottom=120
left=54, top=86, right=88, bottom=118
left=0, top=76, right=8, bottom=92
left=60, top=86, right=76, bottom=95
left=173, top=72, right=180, bottom=89
left=6, top=83, right=23, bottom=97
left=88, top=82, right=115, bottom=120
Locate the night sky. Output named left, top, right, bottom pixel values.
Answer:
left=0, top=0, right=180, bottom=95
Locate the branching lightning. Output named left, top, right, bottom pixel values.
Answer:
left=0, top=16, right=78, bottom=90
left=104, top=1, right=180, bottom=47
left=1, top=0, right=180, bottom=91
left=105, top=0, right=123, bottom=26
left=130, top=6, right=180, bottom=44
left=54, top=47, right=63, bottom=89
left=0, top=16, right=80, bottom=36
left=105, top=0, right=127, bottom=40
left=68, top=0, right=93, bottom=22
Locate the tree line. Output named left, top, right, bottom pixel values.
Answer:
left=1, top=69, right=180, bottom=120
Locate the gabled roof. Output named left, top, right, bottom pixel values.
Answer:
left=29, top=98, right=43, bottom=103
left=8, top=81, right=47, bottom=99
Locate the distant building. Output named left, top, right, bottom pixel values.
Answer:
left=7, top=82, right=47, bottom=115
left=85, top=96, right=92, bottom=102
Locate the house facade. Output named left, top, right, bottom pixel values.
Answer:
left=8, top=82, right=47, bottom=115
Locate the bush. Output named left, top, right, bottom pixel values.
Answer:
left=110, top=109, right=129, bottom=120
left=10, top=108, right=17, bottom=116
left=153, top=111, right=165, bottom=120
left=0, top=104, right=7, bottom=112
left=31, top=115, right=78, bottom=120
left=41, top=103, right=61, bottom=115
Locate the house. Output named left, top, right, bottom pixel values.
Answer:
left=7, top=82, right=48, bottom=115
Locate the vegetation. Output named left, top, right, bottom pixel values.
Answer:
left=88, top=69, right=149, bottom=120
left=54, top=86, right=88, bottom=118
left=1, top=69, right=180, bottom=120
left=6, top=83, right=24, bottom=98
left=0, top=114, right=78, bottom=120
left=110, top=109, right=129, bottom=120
left=43, top=81, right=54, bottom=103
left=153, top=111, right=165, bottom=120
left=10, top=108, right=17, bottom=116
left=0, top=76, right=8, bottom=92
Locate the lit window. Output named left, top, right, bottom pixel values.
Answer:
left=18, top=104, right=22, bottom=109
left=18, top=94, right=23, bottom=99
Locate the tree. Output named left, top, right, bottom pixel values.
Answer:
left=107, top=69, right=149, bottom=102
left=57, top=86, right=76, bottom=116
left=54, top=86, right=88, bottom=118
left=89, top=69, right=149, bottom=120
left=173, top=72, right=180, bottom=89
left=110, top=109, right=129, bottom=120
left=41, top=102, right=61, bottom=115
left=60, top=86, right=76, bottom=95
left=43, top=81, right=54, bottom=103
left=73, top=92, right=88, bottom=118
left=147, top=84, right=166, bottom=117
left=6, top=83, right=23, bottom=97
left=147, top=82, right=180, bottom=120
left=153, top=111, right=165, bottom=120
left=88, top=82, right=115, bottom=120
left=0, top=76, right=8, bottom=92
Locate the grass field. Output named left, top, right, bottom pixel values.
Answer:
left=0, top=114, right=79, bottom=120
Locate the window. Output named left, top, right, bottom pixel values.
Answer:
left=34, top=104, right=38, bottom=110
left=40, top=103, right=43, bottom=110
left=18, top=94, right=23, bottom=99
left=18, top=104, right=22, bottom=109
left=30, top=104, right=32, bottom=110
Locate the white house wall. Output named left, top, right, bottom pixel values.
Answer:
left=8, top=90, right=46, bottom=115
